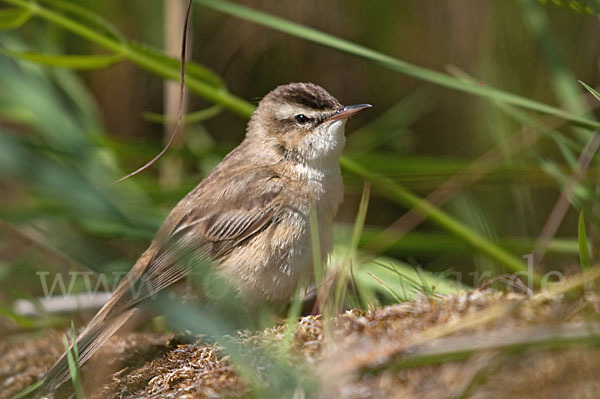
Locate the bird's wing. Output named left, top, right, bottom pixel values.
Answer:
left=125, top=178, right=283, bottom=307
left=38, top=169, right=284, bottom=397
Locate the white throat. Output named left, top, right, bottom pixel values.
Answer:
left=304, top=120, right=346, bottom=162
left=294, top=119, right=346, bottom=181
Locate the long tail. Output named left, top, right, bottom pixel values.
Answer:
left=36, top=306, right=137, bottom=398
left=36, top=239, right=191, bottom=397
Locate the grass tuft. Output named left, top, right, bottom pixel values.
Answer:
left=63, top=322, right=85, bottom=399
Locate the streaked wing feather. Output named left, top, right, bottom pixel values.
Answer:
left=122, top=183, right=282, bottom=307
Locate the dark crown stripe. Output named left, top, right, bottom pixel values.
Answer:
left=272, top=83, right=341, bottom=110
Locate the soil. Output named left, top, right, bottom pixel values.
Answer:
left=3, top=289, right=600, bottom=398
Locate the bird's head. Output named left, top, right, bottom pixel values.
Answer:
left=247, top=82, right=371, bottom=164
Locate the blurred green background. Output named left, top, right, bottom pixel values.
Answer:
left=1, top=0, right=600, bottom=329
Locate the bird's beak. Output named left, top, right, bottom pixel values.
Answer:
left=325, top=103, right=372, bottom=122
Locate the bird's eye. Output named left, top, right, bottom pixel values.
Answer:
left=295, top=114, right=310, bottom=124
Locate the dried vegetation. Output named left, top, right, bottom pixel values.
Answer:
left=4, top=288, right=600, bottom=398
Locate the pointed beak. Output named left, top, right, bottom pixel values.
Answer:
left=324, top=103, right=372, bottom=122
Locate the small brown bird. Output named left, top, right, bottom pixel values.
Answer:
left=39, top=82, right=371, bottom=395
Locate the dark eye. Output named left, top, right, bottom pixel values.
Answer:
left=295, top=114, right=309, bottom=124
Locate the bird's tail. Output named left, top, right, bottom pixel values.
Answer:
left=35, top=307, right=137, bottom=398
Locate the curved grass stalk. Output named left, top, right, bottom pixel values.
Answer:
left=193, top=0, right=599, bottom=130
left=341, top=157, right=533, bottom=278
left=0, top=49, right=124, bottom=69
left=1, top=0, right=255, bottom=117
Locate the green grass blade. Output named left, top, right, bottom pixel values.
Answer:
left=142, top=105, right=222, bottom=124
left=447, top=64, right=581, bottom=168
left=309, top=206, right=323, bottom=294
left=578, top=211, right=591, bottom=270
left=37, top=0, right=125, bottom=42
left=0, top=7, right=32, bottom=30
left=517, top=0, right=597, bottom=157
left=126, top=40, right=224, bottom=88
left=0, top=49, right=124, bottom=69
left=346, top=182, right=371, bottom=262
left=194, top=0, right=600, bottom=129
left=579, top=80, right=600, bottom=103
left=10, top=380, right=43, bottom=399
left=334, top=182, right=370, bottom=310
left=63, top=325, right=85, bottom=399
left=351, top=254, right=464, bottom=302
left=337, top=227, right=579, bottom=257
left=280, top=283, right=305, bottom=359
left=340, top=157, right=539, bottom=282
left=518, top=0, right=593, bottom=120
left=1, top=0, right=255, bottom=117
left=375, top=262, right=429, bottom=294
left=70, top=321, right=80, bottom=363
left=0, top=302, right=34, bottom=328
left=536, top=0, right=599, bottom=14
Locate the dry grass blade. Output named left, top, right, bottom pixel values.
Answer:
left=366, top=271, right=403, bottom=303
left=390, top=323, right=600, bottom=370
left=534, top=131, right=600, bottom=262
left=324, top=264, right=600, bottom=378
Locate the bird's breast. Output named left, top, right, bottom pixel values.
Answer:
left=218, top=166, right=343, bottom=305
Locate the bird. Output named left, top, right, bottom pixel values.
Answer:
left=37, top=82, right=371, bottom=396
